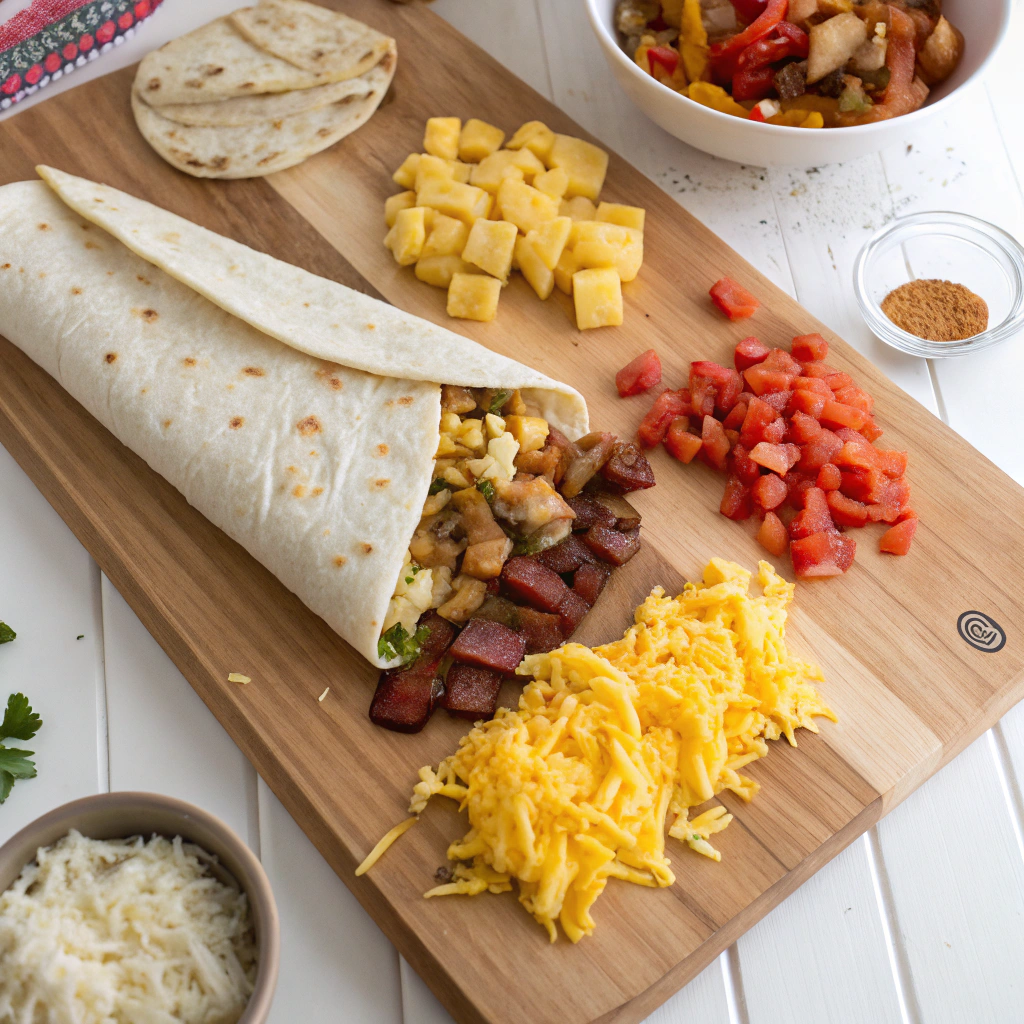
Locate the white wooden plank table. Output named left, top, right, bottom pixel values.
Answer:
left=2, top=1, right=1023, bottom=1021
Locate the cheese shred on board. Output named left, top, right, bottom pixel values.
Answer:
left=0, top=830, right=257, bottom=1023
left=406, top=559, right=835, bottom=942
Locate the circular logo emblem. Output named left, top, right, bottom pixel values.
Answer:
left=957, top=611, right=1006, bottom=653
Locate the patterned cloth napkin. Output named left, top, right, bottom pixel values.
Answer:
left=0, top=0, right=163, bottom=110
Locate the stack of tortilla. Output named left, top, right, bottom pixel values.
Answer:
left=132, top=0, right=396, bottom=179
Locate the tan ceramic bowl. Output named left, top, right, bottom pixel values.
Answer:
left=0, top=791, right=279, bottom=1023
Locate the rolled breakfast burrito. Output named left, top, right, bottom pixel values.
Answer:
left=0, top=168, right=654, bottom=695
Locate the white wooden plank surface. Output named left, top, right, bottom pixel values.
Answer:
left=1, top=1, right=1023, bottom=1023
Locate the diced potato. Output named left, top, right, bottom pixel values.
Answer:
left=514, top=235, right=555, bottom=301
left=525, top=216, right=571, bottom=271
left=448, top=160, right=473, bottom=183
left=559, top=195, right=598, bottom=221
left=447, top=273, right=501, bottom=321
left=487, top=431, right=520, bottom=479
left=385, top=190, right=417, bottom=227
left=421, top=214, right=470, bottom=258
left=573, top=238, right=619, bottom=271
left=470, top=149, right=545, bottom=193
left=392, top=152, right=421, bottom=189
left=488, top=199, right=506, bottom=220
left=458, top=118, right=506, bottom=162
left=548, top=135, right=609, bottom=201
left=415, top=154, right=455, bottom=192
left=596, top=201, right=646, bottom=232
left=386, top=206, right=427, bottom=266
left=554, top=247, right=581, bottom=295
left=423, top=117, right=461, bottom=160
left=807, top=12, right=868, bottom=83
left=506, top=120, right=556, bottom=163
left=917, top=16, right=964, bottom=86
left=533, top=167, right=570, bottom=200
left=416, top=179, right=492, bottom=224
left=496, top=179, right=559, bottom=235
left=572, top=267, right=623, bottom=330
left=462, top=219, right=518, bottom=282
left=567, top=221, right=643, bottom=281
left=504, top=414, right=550, bottom=453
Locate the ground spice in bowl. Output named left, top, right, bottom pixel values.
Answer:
left=880, top=279, right=989, bottom=342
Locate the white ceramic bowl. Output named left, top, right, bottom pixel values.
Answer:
left=585, top=0, right=1011, bottom=166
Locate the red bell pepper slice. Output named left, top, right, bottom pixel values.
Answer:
left=646, top=45, right=679, bottom=79
left=730, top=0, right=769, bottom=22
left=732, top=64, right=777, bottom=102
left=709, top=0, right=787, bottom=80
left=749, top=104, right=767, bottom=123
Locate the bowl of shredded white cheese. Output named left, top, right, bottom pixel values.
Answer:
left=0, top=791, right=279, bottom=1024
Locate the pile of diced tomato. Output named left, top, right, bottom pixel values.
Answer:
left=622, top=292, right=917, bottom=577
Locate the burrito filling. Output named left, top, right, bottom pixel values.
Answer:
left=372, top=385, right=655, bottom=733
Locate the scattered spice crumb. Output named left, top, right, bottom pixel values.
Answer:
left=880, top=279, right=988, bottom=341
left=76, top=634, right=84, bottom=640
left=318, top=687, right=329, bottom=702
left=228, top=673, right=251, bottom=684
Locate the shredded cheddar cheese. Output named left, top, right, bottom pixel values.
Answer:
left=406, top=559, right=835, bottom=942
left=355, top=817, right=417, bottom=877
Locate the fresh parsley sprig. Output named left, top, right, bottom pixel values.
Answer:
left=377, top=622, right=429, bottom=665
left=0, top=622, right=15, bottom=644
left=0, top=692, right=42, bottom=805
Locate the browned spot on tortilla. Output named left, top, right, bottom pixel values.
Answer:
left=309, top=450, right=318, bottom=457
left=315, top=368, right=343, bottom=391
left=104, top=352, right=117, bottom=364
left=227, top=383, right=235, bottom=391
left=71, top=287, right=82, bottom=295
left=230, top=416, right=244, bottom=429
left=398, top=396, right=414, bottom=406
left=257, top=151, right=283, bottom=166
left=380, top=51, right=395, bottom=72
left=38, top=223, right=50, bottom=231
left=84, top=240, right=100, bottom=250
left=162, top=419, right=172, bottom=429
left=376, top=444, right=389, bottom=457
left=286, top=465, right=298, bottom=474
left=293, top=485, right=307, bottom=498
left=141, top=388, right=148, bottom=394
left=184, top=78, right=205, bottom=89
left=93, top=198, right=104, bottom=203
left=183, top=357, right=197, bottom=367
left=361, top=543, right=373, bottom=555
left=162, top=232, right=180, bottom=244
left=80, top=224, right=90, bottom=230
left=240, top=81, right=256, bottom=90
left=366, top=323, right=376, bottom=330
left=147, top=77, right=161, bottom=91
left=134, top=308, right=158, bottom=323
left=312, top=487, right=324, bottom=496
left=296, top=415, right=322, bottom=437
left=0, top=264, right=9, bottom=270
left=37, top=271, right=46, bottom=278
left=360, top=49, right=373, bottom=61
left=333, top=555, right=347, bottom=567
left=316, top=128, right=330, bottom=138
left=205, top=65, right=224, bottom=76
left=106, top=271, right=113, bottom=276
left=137, top=275, right=150, bottom=285
left=242, top=366, right=265, bottom=377
left=373, top=479, right=390, bottom=490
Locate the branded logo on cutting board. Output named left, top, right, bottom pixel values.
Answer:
left=957, top=611, right=1006, bottom=653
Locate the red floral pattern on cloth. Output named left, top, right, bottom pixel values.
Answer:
left=0, top=0, right=163, bottom=109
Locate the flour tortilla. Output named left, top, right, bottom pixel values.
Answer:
left=0, top=170, right=587, bottom=669
left=135, top=14, right=391, bottom=108
left=231, top=0, right=393, bottom=77
left=131, top=54, right=394, bottom=179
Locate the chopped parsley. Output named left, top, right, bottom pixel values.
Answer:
left=488, top=389, right=512, bottom=415
left=476, top=479, right=495, bottom=503
left=692, top=833, right=703, bottom=843
left=0, top=622, right=14, bottom=644
left=428, top=477, right=449, bottom=495
left=377, top=622, right=430, bottom=665
left=0, top=691, right=42, bottom=804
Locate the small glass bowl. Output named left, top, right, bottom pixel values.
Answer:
left=853, top=212, right=1024, bottom=358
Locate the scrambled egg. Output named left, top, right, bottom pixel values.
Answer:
left=407, top=559, right=835, bottom=942
left=382, top=556, right=437, bottom=635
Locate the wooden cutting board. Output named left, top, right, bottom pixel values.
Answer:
left=1, top=3, right=1022, bottom=1022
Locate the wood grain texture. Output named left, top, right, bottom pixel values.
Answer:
left=0, top=2, right=1023, bottom=1022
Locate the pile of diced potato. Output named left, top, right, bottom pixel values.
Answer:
left=383, top=116, right=646, bottom=330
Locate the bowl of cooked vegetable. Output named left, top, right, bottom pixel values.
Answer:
left=586, top=0, right=1011, bottom=167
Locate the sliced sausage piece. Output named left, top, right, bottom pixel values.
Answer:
left=573, top=562, right=612, bottom=606
left=501, top=555, right=572, bottom=614
left=584, top=524, right=642, bottom=566
left=565, top=493, right=618, bottom=532
left=369, top=657, right=444, bottom=733
left=515, top=606, right=565, bottom=654
left=417, top=611, right=457, bottom=660
left=443, top=664, right=503, bottom=721
left=593, top=492, right=642, bottom=531
left=557, top=589, right=590, bottom=637
left=537, top=533, right=597, bottom=574
left=600, top=441, right=656, bottom=493
left=449, top=618, right=527, bottom=674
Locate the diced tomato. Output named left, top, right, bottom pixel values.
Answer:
left=616, top=348, right=662, bottom=397
left=759, top=390, right=792, bottom=413
left=797, top=429, right=842, bottom=472
left=840, top=466, right=886, bottom=504
left=699, top=415, right=730, bottom=471
left=791, top=333, right=829, bottom=362
left=792, top=376, right=833, bottom=397
left=827, top=490, right=870, bottom=528
left=691, top=360, right=734, bottom=385
left=735, top=336, right=770, bottom=371
left=645, top=44, right=679, bottom=78
left=638, top=389, right=689, bottom=448
left=690, top=374, right=717, bottom=418
left=762, top=348, right=803, bottom=376
left=730, top=443, right=762, bottom=485
left=898, top=507, right=918, bottom=523
left=750, top=441, right=798, bottom=475
left=817, top=463, right=842, bottom=491
left=724, top=428, right=740, bottom=447
left=789, top=486, right=835, bottom=539
left=757, top=510, right=789, bottom=557
left=791, top=531, right=856, bottom=578
left=825, top=372, right=854, bottom=392
left=832, top=385, right=873, bottom=414
left=709, top=277, right=760, bottom=320
left=785, top=472, right=815, bottom=510
left=716, top=370, right=744, bottom=414
left=860, top=417, right=883, bottom=442
left=787, top=389, right=827, bottom=419
left=665, top=417, right=702, bottom=463
left=752, top=472, right=788, bottom=510
left=743, top=365, right=795, bottom=395
left=720, top=475, right=753, bottom=520
left=799, top=360, right=840, bottom=379
left=786, top=411, right=822, bottom=443
left=833, top=440, right=875, bottom=472
left=869, top=477, right=911, bottom=523
left=820, top=400, right=868, bottom=431
left=739, top=396, right=781, bottom=448
left=879, top=517, right=918, bottom=555
left=722, top=399, right=749, bottom=430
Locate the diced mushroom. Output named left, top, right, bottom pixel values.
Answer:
left=915, top=16, right=964, bottom=86
left=441, top=384, right=478, bottom=414
left=409, top=509, right=466, bottom=570
left=473, top=595, right=522, bottom=630
left=450, top=486, right=506, bottom=544
left=514, top=445, right=562, bottom=482
left=492, top=476, right=575, bottom=536
left=774, top=60, right=807, bottom=100
left=437, top=574, right=488, bottom=623
left=559, top=431, right=617, bottom=498
left=421, top=488, right=451, bottom=516
left=462, top=536, right=514, bottom=579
